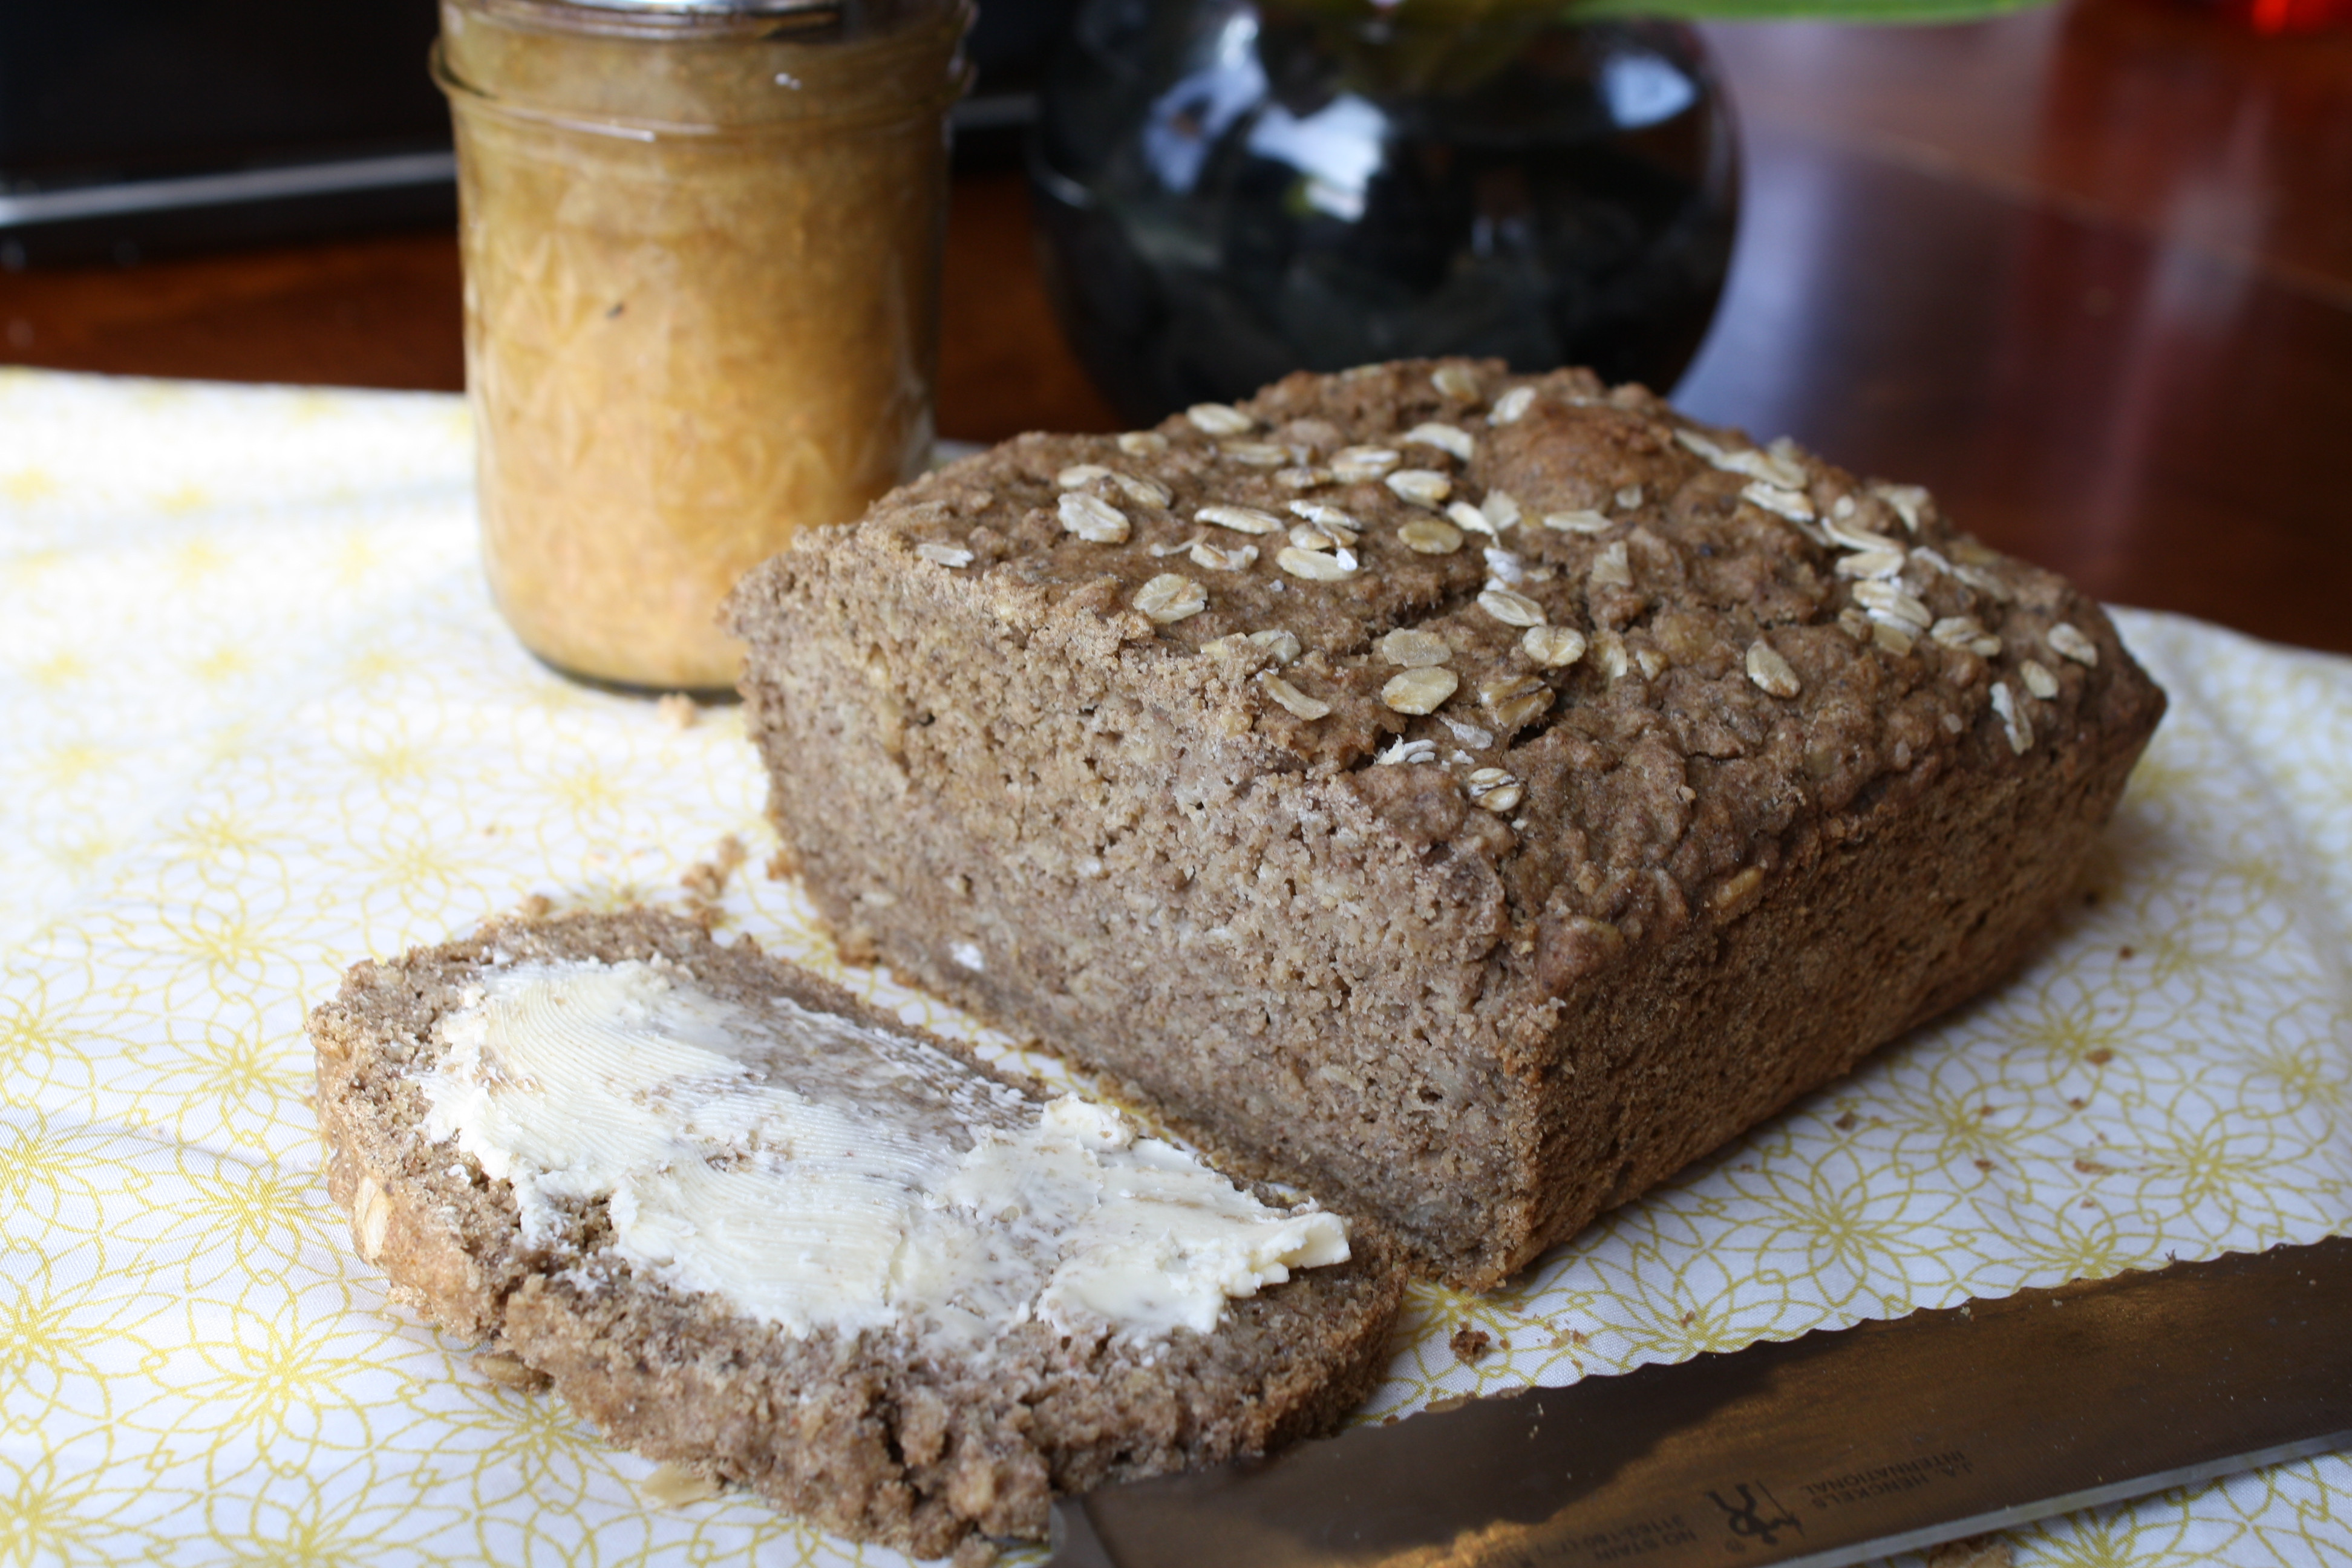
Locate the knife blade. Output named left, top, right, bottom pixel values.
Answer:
left=1050, top=1235, right=2352, bottom=1568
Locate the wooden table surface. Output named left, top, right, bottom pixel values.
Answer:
left=4, top=0, right=2345, bottom=653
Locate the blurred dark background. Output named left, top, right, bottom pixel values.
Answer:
left=2, top=0, right=2347, bottom=652
left=0, top=0, right=1072, bottom=267
left=0, top=1, right=451, bottom=266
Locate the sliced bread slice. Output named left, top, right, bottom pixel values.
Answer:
left=311, top=909, right=1402, bottom=1558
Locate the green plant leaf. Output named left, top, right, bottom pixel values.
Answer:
left=1561, top=0, right=2054, bottom=22
left=1267, top=0, right=2057, bottom=25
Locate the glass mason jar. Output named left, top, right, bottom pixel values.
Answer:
left=437, top=0, right=970, bottom=692
left=1030, top=0, right=1737, bottom=425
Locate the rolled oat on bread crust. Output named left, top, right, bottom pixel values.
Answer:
left=729, top=358, right=2167, bottom=1291
left=311, top=910, right=1402, bottom=1558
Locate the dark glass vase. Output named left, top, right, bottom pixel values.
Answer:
left=1029, top=0, right=1739, bottom=425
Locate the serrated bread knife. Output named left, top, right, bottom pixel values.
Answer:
left=1048, top=1235, right=2352, bottom=1568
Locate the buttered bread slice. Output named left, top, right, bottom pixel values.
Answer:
left=311, top=910, right=1400, bottom=1558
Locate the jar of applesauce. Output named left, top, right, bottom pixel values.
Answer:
left=436, top=0, right=969, bottom=691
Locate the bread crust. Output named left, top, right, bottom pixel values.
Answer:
left=728, top=359, right=2167, bottom=1289
left=311, top=910, right=1403, bottom=1557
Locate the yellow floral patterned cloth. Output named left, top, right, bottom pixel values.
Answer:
left=2, top=368, right=2347, bottom=1567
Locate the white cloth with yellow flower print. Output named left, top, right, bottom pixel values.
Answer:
left=2, top=368, right=2346, bottom=1567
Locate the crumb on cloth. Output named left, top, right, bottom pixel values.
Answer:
left=1924, top=1535, right=2014, bottom=1568
left=636, top=1462, right=720, bottom=1509
left=682, top=834, right=748, bottom=901
left=472, top=1350, right=550, bottom=1392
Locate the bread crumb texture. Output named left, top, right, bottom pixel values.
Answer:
left=7, top=369, right=2347, bottom=1568
left=730, top=360, right=2169, bottom=1288
left=311, top=910, right=1403, bottom=1558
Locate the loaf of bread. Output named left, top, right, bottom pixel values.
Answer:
left=310, top=910, right=1402, bottom=1558
left=729, top=359, right=2166, bottom=1291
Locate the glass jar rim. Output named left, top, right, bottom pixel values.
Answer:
left=560, top=0, right=830, bottom=11
left=445, top=0, right=951, bottom=42
left=431, top=25, right=973, bottom=138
